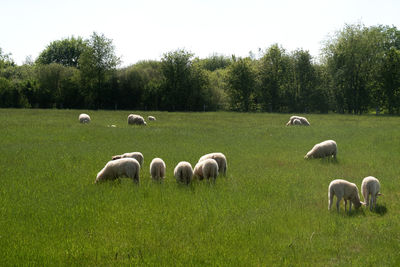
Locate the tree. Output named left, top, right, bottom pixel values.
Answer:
left=226, top=56, right=257, bottom=111
left=36, top=37, right=87, bottom=67
left=79, top=32, right=121, bottom=108
left=323, top=24, right=386, bottom=114
left=381, top=47, right=400, bottom=114
left=258, top=44, right=290, bottom=112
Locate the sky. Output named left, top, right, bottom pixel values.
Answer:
left=1, top=0, right=400, bottom=66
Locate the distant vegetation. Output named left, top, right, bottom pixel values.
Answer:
left=1, top=23, right=400, bottom=114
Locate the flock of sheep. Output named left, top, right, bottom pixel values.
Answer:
left=287, top=115, right=383, bottom=213
left=79, top=113, right=227, bottom=185
left=80, top=113, right=383, bottom=213
left=94, top=151, right=227, bottom=186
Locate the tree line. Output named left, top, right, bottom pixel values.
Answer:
left=1, top=23, right=400, bottom=114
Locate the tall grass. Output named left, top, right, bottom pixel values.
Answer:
left=0, top=109, right=399, bottom=266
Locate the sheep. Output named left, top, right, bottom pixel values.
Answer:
left=304, top=140, right=337, bottom=159
left=127, top=114, right=147, bottom=126
left=198, top=152, right=227, bottom=176
left=150, top=158, right=166, bottom=181
left=174, top=161, right=193, bottom=185
left=95, top=158, right=140, bottom=184
left=286, top=115, right=310, bottom=126
left=111, top=152, right=144, bottom=167
left=361, top=176, right=382, bottom=211
left=328, top=179, right=364, bottom=212
left=148, top=116, right=156, bottom=121
left=293, top=118, right=302, bottom=125
left=193, top=158, right=219, bottom=181
left=79, top=113, right=91, bottom=123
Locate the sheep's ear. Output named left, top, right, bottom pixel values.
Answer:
left=378, top=193, right=383, bottom=196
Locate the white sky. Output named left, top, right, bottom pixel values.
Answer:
left=1, top=0, right=400, bottom=66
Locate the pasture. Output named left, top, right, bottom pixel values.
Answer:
left=0, top=109, right=399, bottom=266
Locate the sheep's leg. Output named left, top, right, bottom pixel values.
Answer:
left=349, top=201, right=352, bottom=212
left=328, top=191, right=334, bottom=210
left=370, top=195, right=375, bottom=211
left=336, top=197, right=342, bottom=212
left=344, top=199, right=347, bottom=212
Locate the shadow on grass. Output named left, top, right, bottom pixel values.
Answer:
left=319, top=157, right=339, bottom=164
left=373, top=203, right=387, bottom=216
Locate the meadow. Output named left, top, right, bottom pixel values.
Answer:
left=0, top=109, right=399, bottom=266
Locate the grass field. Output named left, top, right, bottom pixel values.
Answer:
left=0, top=109, right=399, bottom=266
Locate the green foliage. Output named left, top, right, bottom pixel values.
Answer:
left=226, top=56, right=257, bottom=111
left=197, top=53, right=231, bottom=71
left=258, top=44, right=290, bottom=112
left=79, top=32, right=121, bottom=109
left=0, top=110, right=399, bottom=265
left=36, top=36, right=87, bottom=67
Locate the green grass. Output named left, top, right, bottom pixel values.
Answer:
left=0, top=109, right=400, bottom=266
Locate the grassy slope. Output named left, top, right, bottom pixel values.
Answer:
left=0, top=109, right=399, bottom=266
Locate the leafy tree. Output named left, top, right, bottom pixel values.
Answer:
left=36, top=37, right=87, bottom=67
left=258, top=44, right=290, bottom=112
left=79, top=32, right=121, bottom=108
left=226, top=56, right=257, bottom=111
left=198, top=53, right=231, bottom=71
left=381, top=47, right=400, bottom=114
left=290, top=49, right=317, bottom=112
left=323, top=24, right=386, bottom=114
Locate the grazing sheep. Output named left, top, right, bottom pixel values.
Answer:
left=112, top=152, right=144, bottom=167
left=293, top=119, right=302, bottom=125
left=194, top=159, right=219, bottom=181
left=328, top=179, right=364, bottom=212
left=361, top=176, right=382, bottom=211
left=286, top=115, right=310, bottom=126
left=127, top=114, right=147, bottom=126
left=198, top=152, right=227, bottom=176
left=174, top=161, right=193, bottom=185
left=150, top=158, right=166, bottom=181
left=305, top=140, right=337, bottom=159
left=79, top=113, right=91, bottom=123
left=148, top=116, right=156, bottom=121
left=95, top=158, right=140, bottom=184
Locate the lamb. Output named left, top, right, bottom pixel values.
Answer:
left=174, top=161, right=193, bottom=185
left=286, top=115, right=310, bottom=126
left=198, top=152, right=227, bottom=176
left=79, top=113, right=91, bottom=123
left=361, top=176, right=382, bottom=211
left=127, top=114, right=147, bottom=126
left=111, top=152, right=144, bottom=167
left=95, top=158, right=140, bottom=184
left=328, top=179, right=364, bottom=212
left=193, top=158, right=219, bottom=181
left=304, top=140, right=337, bottom=159
left=148, top=116, right=156, bottom=121
left=293, top=118, right=302, bottom=125
left=150, top=158, right=166, bottom=181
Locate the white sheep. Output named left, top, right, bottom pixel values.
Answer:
left=174, top=161, right=193, bottom=185
left=305, top=140, right=337, bottom=159
left=198, top=152, right=227, bottom=176
left=150, top=158, right=166, bottom=181
left=328, top=179, right=364, bottom=212
left=293, top=118, right=302, bottom=125
left=286, top=115, right=310, bottom=126
left=112, top=152, right=144, bottom=167
left=127, top=114, right=147, bottom=126
left=148, top=116, right=156, bottom=121
left=193, top=158, right=219, bottom=181
left=95, top=158, right=140, bottom=184
left=79, top=113, right=91, bottom=123
left=361, top=176, right=382, bottom=211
